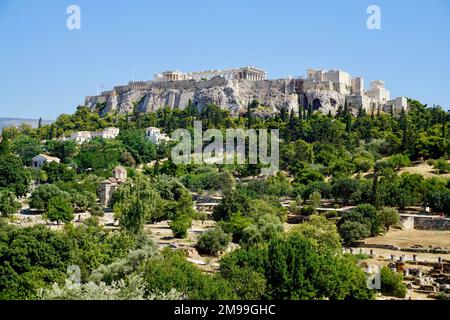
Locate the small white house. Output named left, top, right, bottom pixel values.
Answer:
left=145, top=127, right=170, bottom=144
left=70, top=127, right=120, bottom=144
left=91, top=127, right=120, bottom=140
left=70, top=131, right=92, bottom=144
left=31, top=154, right=60, bottom=169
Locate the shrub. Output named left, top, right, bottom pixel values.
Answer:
left=378, top=208, right=399, bottom=231
left=0, top=189, right=21, bottom=216
left=300, top=205, right=316, bottom=216
left=380, top=267, right=407, bottom=298
left=434, top=159, right=450, bottom=174
left=90, top=204, right=105, bottom=217
left=170, top=215, right=192, bottom=239
left=196, top=227, right=231, bottom=256
left=338, top=221, right=370, bottom=245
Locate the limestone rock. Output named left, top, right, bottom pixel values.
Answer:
left=85, top=78, right=349, bottom=117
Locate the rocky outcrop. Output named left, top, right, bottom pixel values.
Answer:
left=85, top=78, right=347, bottom=116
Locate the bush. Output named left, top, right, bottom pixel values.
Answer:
left=0, top=189, right=21, bottom=216
left=170, top=215, right=192, bottom=238
left=196, top=227, right=231, bottom=256
left=425, top=189, right=450, bottom=216
left=300, top=205, right=316, bottom=216
left=380, top=267, right=407, bottom=298
left=434, top=159, right=450, bottom=174
left=378, top=208, right=399, bottom=231
left=338, top=221, right=370, bottom=245
left=90, top=204, right=105, bottom=217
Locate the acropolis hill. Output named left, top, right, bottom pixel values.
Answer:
left=85, top=66, right=408, bottom=117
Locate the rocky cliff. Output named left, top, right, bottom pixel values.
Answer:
left=84, top=77, right=346, bottom=117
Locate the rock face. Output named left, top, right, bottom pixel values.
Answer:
left=85, top=77, right=347, bottom=117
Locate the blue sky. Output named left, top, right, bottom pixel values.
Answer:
left=0, top=0, right=449, bottom=119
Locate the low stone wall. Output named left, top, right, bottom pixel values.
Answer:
left=415, top=216, right=450, bottom=230
left=400, top=214, right=450, bottom=231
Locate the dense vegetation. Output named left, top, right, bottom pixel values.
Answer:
left=0, top=99, right=448, bottom=300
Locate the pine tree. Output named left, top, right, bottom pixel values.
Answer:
left=399, top=109, right=408, bottom=153
left=307, top=103, right=313, bottom=120
left=0, top=130, right=11, bottom=156
left=371, top=173, right=381, bottom=209
left=287, top=109, right=297, bottom=142
left=336, top=105, right=343, bottom=119
left=299, top=105, right=304, bottom=120
left=246, top=102, right=252, bottom=129
left=357, top=105, right=365, bottom=119
left=38, top=117, right=42, bottom=129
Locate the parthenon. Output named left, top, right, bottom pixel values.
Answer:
left=154, top=66, right=267, bottom=82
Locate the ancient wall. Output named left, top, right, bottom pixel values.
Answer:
left=414, top=216, right=450, bottom=230
left=400, top=214, right=450, bottom=231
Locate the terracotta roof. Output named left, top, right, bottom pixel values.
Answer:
left=33, top=154, right=60, bottom=162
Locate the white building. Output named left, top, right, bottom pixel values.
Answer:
left=351, top=77, right=365, bottom=95
left=306, top=69, right=353, bottom=95
left=70, top=131, right=92, bottom=144
left=366, top=81, right=390, bottom=104
left=69, top=127, right=120, bottom=144
left=31, top=154, right=60, bottom=169
left=145, top=127, right=170, bottom=144
left=388, top=97, right=408, bottom=112
left=91, top=127, right=120, bottom=139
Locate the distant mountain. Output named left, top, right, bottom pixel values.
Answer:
left=0, top=117, right=54, bottom=131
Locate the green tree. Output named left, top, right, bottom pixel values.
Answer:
left=44, top=140, right=77, bottom=163
left=338, top=221, right=371, bottom=245
left=220, top=233, right=373, bottom=300
left=434, top=159, right=450, bottom=174
left=378, top=208, right=399, bottom=231
left=118, top=129, right=157, bottom=164
left=11, top=134, right=43, bottom=166
left=213, top=190, right=250, bottom=222
left=380, top=267, right=407, bottom=298
left=425, top=189, right=450, bottom=216
left=75, top=138, right=125, bottom=174
left=0, top=189, right=21, bottom=216
left=289, top=215, right=341, bottom=253
left=309, top=191, right=322, bottom=210
left=170, top=214, right=192, bottom=239
left=114, top=176, right=163, bottom=234
left=30, top=184, right=69, bottom=211
left=331, top=178, right=359, bottom=205
left=41, top=161, right=76, bottom=183
left=0, top=154, right=31, bottom=197
left=387, top=154, right=411, bottom=171
left=196, top=227, right=231, bottom=256
left=44, top=196, right=74, bottom=224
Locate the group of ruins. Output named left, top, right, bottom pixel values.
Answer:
left=85, top=66, right=408, bottom=117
